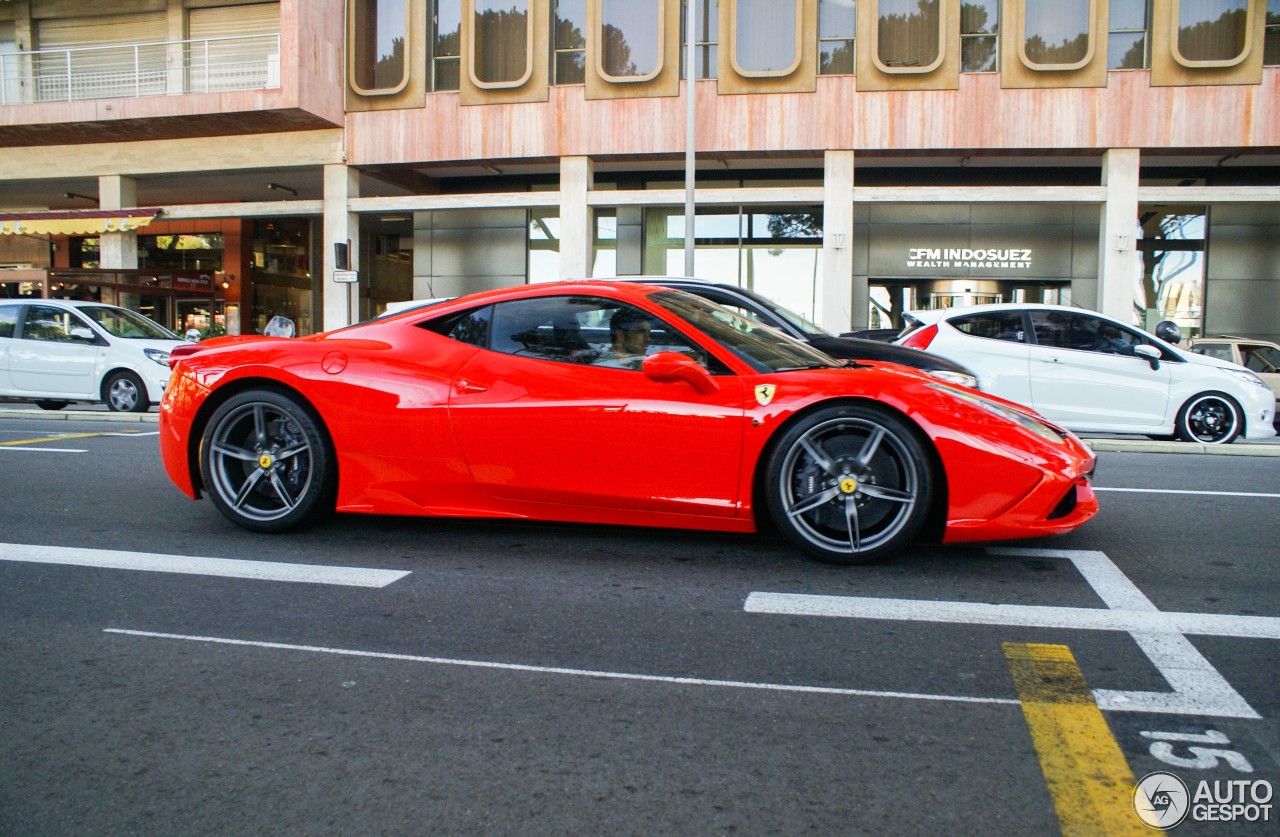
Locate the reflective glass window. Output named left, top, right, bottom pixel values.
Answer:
left=352, top=0, right=408, bottom=92
left=473, top=0, right=530, bottom=85
left=1264, top=0, right=1280, bottom=64
left=1023, top=0, right=1091, bottom=66
left=961, top=0, right=1000, bottom=72
left=736, top=0, right=797, bottom=74
left=683, top=0, right=719, bottom=79
left=554, top=0, right=587, bottom=83
left=602, top=0, right=662, bottom=78
left=1177, top=0, right=1249, bottom=63
left=819, top=0, right=857, bottom=74
left=433, top=0, right=462, bottom=90
left=1108, top=0, right=1149, bottom=69
left=876, top=0, right=941, bottom=70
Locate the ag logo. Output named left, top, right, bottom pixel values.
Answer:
left=1133, top=771, right=1189, bottom=829
left=754, top=384, right=777, bottom=407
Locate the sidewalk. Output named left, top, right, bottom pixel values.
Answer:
left=2, top=403, right=1278, bottom=455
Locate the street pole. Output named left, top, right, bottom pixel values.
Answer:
left=684, top=0, right=696, bottom=277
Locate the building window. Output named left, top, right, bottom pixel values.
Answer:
left=819, top=0, right=857, bottom=75
left=601, top=0, right=663, bottom=80
left=351, top=0, right=410, bottom=95
left=1022, top=0, right=1092, bottom=68
left=875, top=0, right=944, bottom=72
left=1268, top=0, right=1280, bottom=65
left=734, top=0, right=800, bottom=76
left=682, top=0, right=719, bottom=79
left=961, top=0, right=999, bottom=72
left=1173, top=0, right=1251, bottom=67
left=432, top=0, right=461, bottom=90
left=1108, top=0, right=1149, bottom=68
left=471, top=0, right=533, bottom=87
left=553, top=0, right=587, bottom=84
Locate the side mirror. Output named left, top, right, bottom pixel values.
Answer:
left=642, top=351, right=720, bottom=395
left=69, top=326, right=95, bottom=342
left=1133, top=344, right=1161, bottom=370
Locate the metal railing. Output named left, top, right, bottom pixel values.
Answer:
left=0, top=33, right=280, bottom=106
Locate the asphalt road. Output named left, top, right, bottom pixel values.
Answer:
left=1, top=413, right=1277, bottom=836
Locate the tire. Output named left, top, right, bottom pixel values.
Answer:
left=1175, top=392, right=1242, bottom=444
left=35, top=400, right=69, bottom=411
left=199, top=389, right=336, bottom=533
left=764, top=404, right=934, bottom=564
left=103, top=371, right=150, bottom=413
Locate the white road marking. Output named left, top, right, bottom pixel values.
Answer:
left=746, top=548, right=1263, bottom=719
left=104, top=628, right=1021, bottom=707
left=1095, top=487, right=1280, bottom=499
left=0, top=543, right=409, bottom=588
left=0, top=447, right=86, bottom=453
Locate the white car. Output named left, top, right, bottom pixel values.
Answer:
left=897, top=303, right=1276, bottom=444
left=0, top=299, right=183, bottom=412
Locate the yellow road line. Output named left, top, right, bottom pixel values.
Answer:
left=0, top=430, right=140, bottom=447
left=1003, top=642, right=1156, bottom=836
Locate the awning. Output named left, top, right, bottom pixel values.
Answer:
left=0, top=208, right=162, bottom=236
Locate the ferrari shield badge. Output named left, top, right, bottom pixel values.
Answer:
left=754, top=384, right=777, bottom=407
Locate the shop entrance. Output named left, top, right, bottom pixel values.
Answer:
left=868, top=278, right=1072, bottom=330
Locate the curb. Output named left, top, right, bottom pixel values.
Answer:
left=0, top=407, right=159, bottom=424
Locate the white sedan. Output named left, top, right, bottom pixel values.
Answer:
left=897, top=303, right=1276, bottom=444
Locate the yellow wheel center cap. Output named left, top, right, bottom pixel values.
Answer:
left=838, top=476, right=858, bottom=495
left=258, top=454, right=274, bottom=469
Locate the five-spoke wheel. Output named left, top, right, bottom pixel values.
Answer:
left=1175, top=392, right=1241, bottom=444
left=200, top=390, right=335, bottom=532
left=765, top=404, right=933, bottom=564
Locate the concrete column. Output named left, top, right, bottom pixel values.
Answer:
left=559, top=155, right=594, bottom=280
left=1098, top=149, right=1141, bottom=320
left=323, top=163, right=360, bottom=331
left=820, top=150, right=855, bottom=332
left=99, top=175, right=138, bottom=269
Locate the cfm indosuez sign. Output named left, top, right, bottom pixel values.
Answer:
left=906, top=247, right=1034, bottom=270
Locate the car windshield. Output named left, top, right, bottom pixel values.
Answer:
left=745, top=291, right=830, bottom=338
left=79, top=305, right=178, bottom=340
left=649, top=290, right=841, bottom=373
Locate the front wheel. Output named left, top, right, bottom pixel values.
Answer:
left=1175, top=392, right=1241, bottom=444
left=199, top=390, right=336, bottom=532
left=765, top=404, right=934, bottom=564
left=103, top=371, right=150, bottom=413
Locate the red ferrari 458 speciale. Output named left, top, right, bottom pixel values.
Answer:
left=159, top=281, right=1097, bottom=564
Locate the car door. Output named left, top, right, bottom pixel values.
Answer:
left=7, top=304, right=103, bottom=397
left=446, top=295, right=747, bottom=518
left=1026, top=310, right=1171, bottom=430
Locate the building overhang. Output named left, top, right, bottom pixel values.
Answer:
left=0, top=208, right=162, bottom=236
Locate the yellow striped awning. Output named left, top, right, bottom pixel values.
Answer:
left=0, top=208, right=161, bottom=236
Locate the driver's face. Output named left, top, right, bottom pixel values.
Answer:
left=618, top=325, right=650, bottom=354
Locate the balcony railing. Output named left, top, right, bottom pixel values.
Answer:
left=0, top=34, right=281, bottom=106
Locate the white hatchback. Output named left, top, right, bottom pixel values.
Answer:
left=0, top=299, right=184, bottom=412
left=897, top=303, right=1276, bottom=444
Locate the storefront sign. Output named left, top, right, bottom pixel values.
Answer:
left=906, top=247, right=1034, bottom=269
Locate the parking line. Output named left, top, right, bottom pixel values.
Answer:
left=0, top=429, right=150, bottom=449
left=1004, top=642, right=1150, bottom=836
left=1095, top=487, right=1280, bottom=499
left=0, top=543, right=410, bottom=588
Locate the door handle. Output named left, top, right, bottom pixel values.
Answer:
left=455, top=379, right=489, bottom=394
left=1039, top=357, right=1063, bottom=364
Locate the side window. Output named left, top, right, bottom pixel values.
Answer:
left=1241, top=344, right=1280, bottom=373
left=1192, top=342, right=1235, bottom=362
left=948, top=311, right=1027, bottom=342
left=1031, top=311, right=1143, bottom=355
left=426, top=305, right=492, bottom=347
left=22, top=306, right=86, bottom=343
left=0, top=306, right=17, bottom=338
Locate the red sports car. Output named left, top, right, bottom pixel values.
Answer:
left=159, top=281, right=1098, bottom=564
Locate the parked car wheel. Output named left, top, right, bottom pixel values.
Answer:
left=34, top=400, right=69, bottom=411
left=765, top=404, right=933, bottom=565
left=104, top=370, right=150, bottom=413
left=1175, top=392, right=1241, bottom=444
left=199, top=389, right=336, bottom=532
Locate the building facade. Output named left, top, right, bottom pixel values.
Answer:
left=1, top=0, right=1278, bottom=340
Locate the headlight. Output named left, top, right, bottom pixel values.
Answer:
left=1220, top=368, right=1267, bottom=389
left=144, top=348, right=171, bottom=367
left=927, top=383, right=1064, bottom=444
left=927, top=368, right=979, bottom=389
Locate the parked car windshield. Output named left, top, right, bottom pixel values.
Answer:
left=649, top=290, right=840, bottom=373
left=79, top=305, right=178, bottom=340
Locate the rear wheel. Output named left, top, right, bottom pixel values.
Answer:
left=199, top=389, right=335, bottom=532
left=765, top=404, right=934, bottom=564
left=103, top=371, right=149, bottom=412
left=1175, top=392, right=1241, bottom=444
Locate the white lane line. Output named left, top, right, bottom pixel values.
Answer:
left=1095, top=487, right=1280, bottom=498
left=103, top=628, right=1020, bottom=707
left=0, top=447, right=86, bottom=453
left=746, top=548, right=1263, bottom=719
left=0, top=543, right=409, bottom=588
